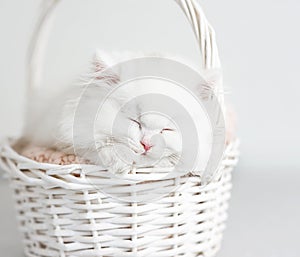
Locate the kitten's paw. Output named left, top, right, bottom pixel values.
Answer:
left=109, top=162, right=133, bottom=177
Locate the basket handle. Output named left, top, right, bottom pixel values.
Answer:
left=28, top=0, right=221, bottom=93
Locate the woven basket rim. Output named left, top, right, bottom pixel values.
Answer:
left=0, top=139, right=239, bottom=189
left=3, top=138, right=239, bottom=164
left=2, top=138, right=239, bottom=167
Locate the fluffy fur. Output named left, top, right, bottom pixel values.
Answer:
left=22, top=50, right=221, bottom=175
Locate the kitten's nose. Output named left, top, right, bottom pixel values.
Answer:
left=140, top=141, right=152, bottom=152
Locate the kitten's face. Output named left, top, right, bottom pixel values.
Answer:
left=94, top=98, right=182, bottom=169
left=125, top=112, right=182, bottom=167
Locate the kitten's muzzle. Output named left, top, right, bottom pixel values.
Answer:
left=140, top=141, right=153, bottom=153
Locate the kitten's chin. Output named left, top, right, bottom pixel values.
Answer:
left=135, top=153, right=177, bottom=169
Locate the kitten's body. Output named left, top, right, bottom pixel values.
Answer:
left=23, top=51, right=220, bottom=175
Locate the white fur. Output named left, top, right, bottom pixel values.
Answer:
left=23, top=50, right=221, bottom=175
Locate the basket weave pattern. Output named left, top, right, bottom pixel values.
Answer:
left=0, top=141, right=238, bottom=257
left=0, top=140, right=238, bottom=257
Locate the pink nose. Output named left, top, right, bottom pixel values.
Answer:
left=140, top=141, right=152, bottom=152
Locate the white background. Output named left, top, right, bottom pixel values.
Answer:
left=0, top=0, right=299, bottom=256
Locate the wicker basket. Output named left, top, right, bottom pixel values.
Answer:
left=0, top=1, right=240, bottom=256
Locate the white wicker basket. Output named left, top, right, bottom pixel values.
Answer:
left=0, top=1, right=240, bottom=256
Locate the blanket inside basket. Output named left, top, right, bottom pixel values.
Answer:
left=20, top=145, right=90, bottom=165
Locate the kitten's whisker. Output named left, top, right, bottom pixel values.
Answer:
left=98, top=136, right=141, bottom=154
left=96, top=144, right=111, bottom=151
left=168, top=153, right=181, bottom=165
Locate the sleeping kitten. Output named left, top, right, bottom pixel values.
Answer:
left=23, top=51, right=219, bottom=176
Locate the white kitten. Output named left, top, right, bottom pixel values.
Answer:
left=23, top=51, right=221, bottom=176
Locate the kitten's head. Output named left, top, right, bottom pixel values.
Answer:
left=81, top=50, right=217, bottom=175
left=91, top=52, right=183, bottom=170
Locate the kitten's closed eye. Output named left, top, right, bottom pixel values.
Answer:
left=160, top=128, right=174, bottom=133
left=129, top=118, right=142, bottom=130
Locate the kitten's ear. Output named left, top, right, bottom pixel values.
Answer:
left=198, top=68, right=223, bottom=100
left=92, top=50, right=120, bottom=85
left=202, top=68, right=222, bottom=86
